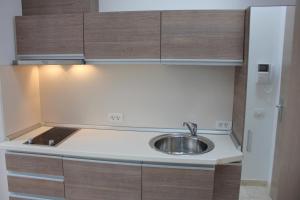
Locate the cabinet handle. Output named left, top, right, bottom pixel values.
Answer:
left=7, top=171, right=64, bottom=182
left=9, top=192, right=64, bottom=200
left=6, top=151, right=62, bottom=159
left=246, top=130, right=253, bottom=152
left=63, top=157, right=142, bottom=166
left=142, top=163, right=215, bottom=171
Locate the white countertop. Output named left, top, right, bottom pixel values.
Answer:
left=0, top=127, right=243, bottom=165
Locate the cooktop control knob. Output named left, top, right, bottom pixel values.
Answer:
left=27, top=138, right=33, bottom=144
left=49, top=139, right=55, bottom=146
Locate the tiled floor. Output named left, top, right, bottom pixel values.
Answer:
left=240, top=186, right=272, bottom=200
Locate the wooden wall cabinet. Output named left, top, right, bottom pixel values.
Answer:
left=161, top=11, right=245, bottom=60
left=84, top=12, right=161, bottom=60
left=21, top=0, right=99, bottom=15
left=63, top=159, right=142, bottom=200
left=142, top=165, right=215, bottom=200
left=15, top=9, right=246, bottom=64
left=15, top=14, right=84, bottom=55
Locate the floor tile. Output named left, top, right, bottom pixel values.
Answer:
left=240, top=186, right=272, bottom=200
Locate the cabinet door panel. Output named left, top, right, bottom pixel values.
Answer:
left=8, top=176, right=64, bottom=198
left=64, top=159, right=142, bottom=200
left=213, top=164, right=242, bottom=200
left=142, top=166, right=215, bottom=200
left=161, top=11, right=245, bottom=60
left=6, top=152, right=63, bottom=176
left=16, top=14, right=83, bottom=55
left=22, top=0, right=99, bottom=15
left=84, top=12, right=161, bottom=59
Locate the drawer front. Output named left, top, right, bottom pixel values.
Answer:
left=10, top=196, right=55, bottom=200
left=6, top=152, right=63, bottom=176
left=8, top=176, right=64, bottom=198
left=143, top=165, right=215, bottom=200
left=64, top=158, right=142, bottom=200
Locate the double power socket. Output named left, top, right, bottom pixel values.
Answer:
left=108, top=113, right=124, bottom=123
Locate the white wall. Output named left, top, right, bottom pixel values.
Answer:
left=100, top=0, right=296, bottom=11
left=0, top=81, right=8, bottom=200
left=39, top=65, right=234, bottom=130
left=242, top=7, right=287, bottom=183
left=0, top=0, right=22, bottom=200
left=0, top=0, right=21, bottom=65
left=0, top=66, right=41, bottom=135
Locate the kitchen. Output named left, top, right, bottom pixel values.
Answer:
left=0, top=0, right=299, bottom=200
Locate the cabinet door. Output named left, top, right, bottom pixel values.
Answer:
left=142, top=165, right=215, bottom=200
left=16, top=14, right=83, bottom=55
left=161, top=11, right=245, bottom=60
left=21, top=0, right=99, bottom=15
left=84, top=12, right=161, bottom=59
left=64, top=159, right=142, bottom=200
left=213, top=164, right=242, bottom=200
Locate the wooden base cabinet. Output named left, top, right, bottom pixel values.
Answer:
left=142, top=165, right=215, bottom=200
left=213, top=164, right=242, bottom=200
left=63, top=158, right=142, bottom=200
left=6, top=152, right=65, bottom=200
left=5, top=152, right=241, bottom=200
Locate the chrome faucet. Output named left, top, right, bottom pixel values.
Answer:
left=183, top=122, right=198, bottom=137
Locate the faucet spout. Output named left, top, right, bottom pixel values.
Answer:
left=183, top=122, right=198, bottom=137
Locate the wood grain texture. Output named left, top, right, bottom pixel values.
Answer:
left=161, top=10, right=245, bottom=60
left=8, top=176, right=64, bottom=198
left=142, top=166, right=215, bottom=200
left=16, top=14, right=83, bottom=55
left=232, top=8, right=250, bottom=145
left=213, top=164, right=242, bottom=200
left=63, top=159, right=142, bottom=200
left=270, top=6, right=296, bottom=200
left=84, top=12, right=161, bottom=59
left=22, top=0, right=99, bottom=15
left=274, top=3, right=300, bottom=200
left=6, top=153, right=63, bottom=176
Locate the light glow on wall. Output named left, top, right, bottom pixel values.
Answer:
left=39, top=65, right=64, bottom=76
left=69, top=65, right=98, bottom=80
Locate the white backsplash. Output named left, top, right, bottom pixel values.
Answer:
left=39, top=64, right=235, bottom=130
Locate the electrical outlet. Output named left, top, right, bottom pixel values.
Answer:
left=108, top=113, right=124, bottom=123
left=216, top=121, right=232, bottom=130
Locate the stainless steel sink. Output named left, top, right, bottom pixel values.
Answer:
left=149, top=134, right=214, bottom=155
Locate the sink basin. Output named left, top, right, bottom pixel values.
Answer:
left=149, top=134, right=214, bottom=155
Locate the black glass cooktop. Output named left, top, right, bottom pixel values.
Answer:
left=24, top=127, right=79, bottom=147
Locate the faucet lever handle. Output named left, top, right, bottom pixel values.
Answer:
left=191, top=123, right=197, bottom=134
left=183, top=122, right=198, bottom=136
